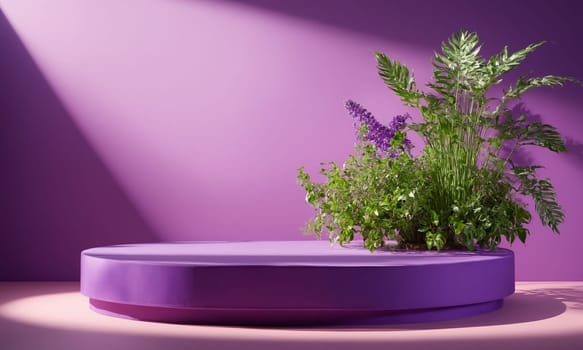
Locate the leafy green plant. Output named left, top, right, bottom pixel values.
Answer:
left=298, top=31, right=578, bottom=251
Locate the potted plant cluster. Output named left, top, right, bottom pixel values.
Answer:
left=298, top=31, right=577, bottom=252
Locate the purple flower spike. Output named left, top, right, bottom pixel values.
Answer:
left=390, top=114, right=409, bottom=131
left=345, top=100, right=412, bottom=155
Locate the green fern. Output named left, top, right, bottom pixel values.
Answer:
left=299, top=30, right=577, bottom=251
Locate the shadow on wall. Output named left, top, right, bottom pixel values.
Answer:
left=565, top=137, right=583, bottom=172
left=0, top=10, right=157, bottom=281
left=218, top=0, right=499, bottom=44
left=222, top=0, right=583, bottom=98
left=219, top=0, right=583, bottom=44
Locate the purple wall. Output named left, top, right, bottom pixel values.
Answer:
left=1, top=0, right=582, bottom=280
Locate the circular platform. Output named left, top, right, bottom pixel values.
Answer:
left=80, top=241, right=514, bottom=325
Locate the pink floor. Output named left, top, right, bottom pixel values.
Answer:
left=1, top=282, right=582, bottom=350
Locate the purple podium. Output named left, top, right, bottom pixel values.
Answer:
left=80, top=241, right=514, bottom=325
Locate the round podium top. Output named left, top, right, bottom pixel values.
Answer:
left=82, top=240, right=511, bottom=267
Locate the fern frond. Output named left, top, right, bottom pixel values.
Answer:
left=430, top=31, right=484, bottom=94
left=520, top=122, right=567, bottom=153
left=493, top=75, right=578, bottom=117
left=485, top=41, right=545, bottom=85
left=510, top=165, right=564, bottom=233
left=505, top=75, right=577, bottom=100
left=375, top=52, right=422, bottom=107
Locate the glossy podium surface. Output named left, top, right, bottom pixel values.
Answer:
left=80, top=241, right=514, bottom=324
